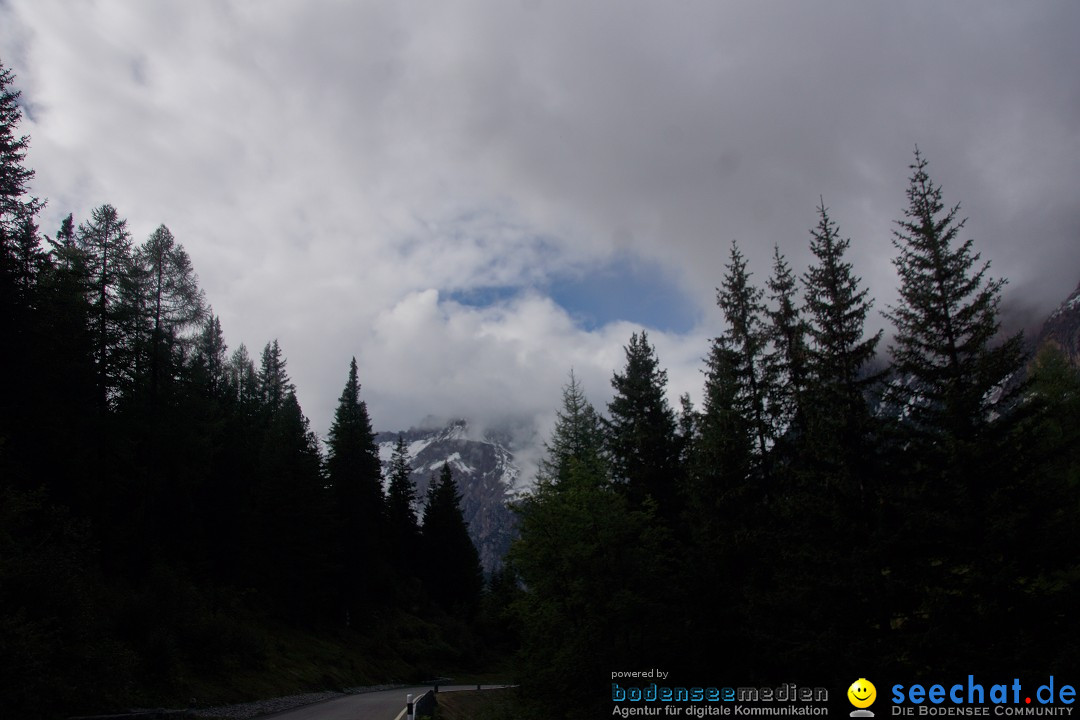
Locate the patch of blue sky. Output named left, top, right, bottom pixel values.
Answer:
left=547, top=253, right=702, bottom=333
left=444, top=252, right=703, bottom=334
left=445, top=285, right=523, bottom=308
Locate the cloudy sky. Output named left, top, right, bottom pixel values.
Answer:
left=2, top=1, right=1078, bottom=451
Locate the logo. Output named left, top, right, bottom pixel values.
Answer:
left=848, top=678, right=877, bottom=717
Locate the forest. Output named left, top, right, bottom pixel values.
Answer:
left=0, top=62, right=493, bottom=718
left=2, top=55, right=1079, bottom=720
left=508, top=168, right=1080, bottom=714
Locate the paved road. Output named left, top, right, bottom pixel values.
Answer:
left=264, top=685, right=511, bottom=720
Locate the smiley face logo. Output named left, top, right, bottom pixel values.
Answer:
left=848, top=678, right=876, bottom=709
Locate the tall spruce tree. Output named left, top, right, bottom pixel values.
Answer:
left=421, top=463, right=483, bottom=615
left=258, top=339, right=293, bottom=415
left=605, top=331, right=681, bottom=522
left=878, top=149, right=1027, bottom=673
left=801, top=199, right=881, bottom=491
left=885, top=148, right=1024, bottom=450
left=680, top=334, right=757, bottom=670
left=385, top=435, right=420, bottom=578
left=716, top=241, right=774, bottom=482
left=0, top=61, right=48, bottom=488
left=537, top=370, right=606, bottom=488
left=228, top=343, right=260, bottom=413
left=511, top=379, right=672, bottom=717
left=0, top=61, right=42, bottom=238
left=326, top=357, right=387, bottom=621
left=191, top=311, right=228, bottom=398
left=250, top=388, right=331, bottom=617
left=765, top=244, right=809, bottom=437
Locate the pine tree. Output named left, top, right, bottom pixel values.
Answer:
left=877, top=149, right=1026, bottom=672
left=227, top=343, right=260, bottom=413
left=679, top=334, right=767, bottom=675
left=326, top=357, right=387, bottom=621
left=0, top=61, right=43, bottom=238
left=696, top=336, right=754, bottom=493
left=131, top=225, right=206, bottom=399
left=0, top=61, right=50, bottom=492
left=765, top=244, right=809, bottom=436
left=75, top=204, right=133, bottom=406
left=258, top=339, right=293, bottom=415
left=715, top=241, right=774, bottom=479
left=192, top=311, right=228, bottom=398
left=385, top=435, right=420, bottom=576
left=605, top=331, right=681, bottom=521
left=885, top=148, right=1024, bottom=449
left=421, top=463, right=483, bottom=615
left=511, top=425, right=671, bottom=718
left=537, top=370, right=606, bottom=488
left=801, top=199, right=881, bottom=490
left=249, top=389, right=332, bottom=617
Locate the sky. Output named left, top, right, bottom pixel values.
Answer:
left=2, top=1, right=1079, bottom=459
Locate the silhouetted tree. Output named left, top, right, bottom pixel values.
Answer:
left=386, top=435, right=421, bottom=586
left=716, top=240, right=774, bottom=484
left=75, top=204, right=133, bottom=407
left=537, top=370, right=606, bottom=487
left=326, top=357, right=387, bottom=623
left=885, top=148, right=1024, bottom=455
left=765, top=244, right=809, bottom=436
left=801, top=199, right=881, bottom=494
left=605, top=331, right=681, bottom=523
left=421, top=463, right=483, bottom=616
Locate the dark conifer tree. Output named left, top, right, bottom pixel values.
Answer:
left=0, top=66, right=129, bottom=715
left=326, top=357, right=387, bottom=623
left=801, top=199, right=881, bottom=493
left=249, top=389, right=332, bottom=618
left=192, top=311, right=228, bottom=398
left=881, top=149, right=1028, bottom=670
left=130, top=225, right=206, bottom=400
left=605, top=331, right=681, bottom=522
left=421, top=463, right=483, bottom=616
left=715, top=241, right=774, bottom=483
left=537, top=370, right=606, bottom=487
left=0, top=61, right=42, bottom=237
left=258, top=338, right=293, bottom=415
left=988, top=346, right=1080, bottom=674
left=696, top=337, right=754, bottom=495
left=75, top=204, right=133, bottom=407
left=385, top=435, right=420, bottom=579
left=765, top=244, right=809, bottom=437
left=885, top=148, right=1025, bottom=452
left=511, top=375, right=672, bottom=718
left=228, top=343, right=260, bottom=413
left=0, top=61, right=50, bottom=489
left=675, top=392, right=697, bottom=471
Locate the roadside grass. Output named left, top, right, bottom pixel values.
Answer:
left=131, top=609, right=458, bottom=710
left=432, top=688, right=521, bottom=720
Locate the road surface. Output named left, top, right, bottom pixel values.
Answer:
left=264, top=685, right=511, bottom=720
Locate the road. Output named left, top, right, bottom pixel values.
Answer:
left=264, top=685, right=511, bottom=720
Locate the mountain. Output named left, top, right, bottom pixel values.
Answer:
left=1035, top=280, right=1080, bottom=366
left=375, top=418, right=527, bottom=574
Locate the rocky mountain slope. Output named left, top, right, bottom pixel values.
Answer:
left=375, top=419, right=525, bottom=574
left=1035, top=280, right=1080, bottom=366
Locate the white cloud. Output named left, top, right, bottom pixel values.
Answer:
left=3, top=0, right=1078, bottom=455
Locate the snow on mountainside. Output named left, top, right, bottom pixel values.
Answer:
left=375, top=418, right=527, bottom=574
left=1036, top=280, right=1080, bottom=367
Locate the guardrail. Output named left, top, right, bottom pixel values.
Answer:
left=404, top=689, right=435, bottom=720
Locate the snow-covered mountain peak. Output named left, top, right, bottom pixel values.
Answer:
left=375, top=417, right=528, bottom=572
